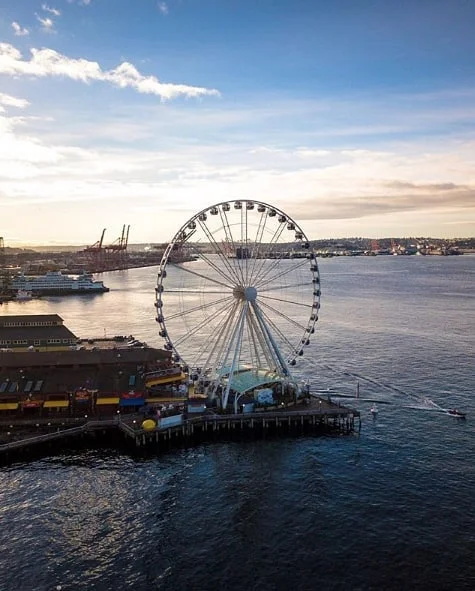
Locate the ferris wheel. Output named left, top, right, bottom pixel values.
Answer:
left=155, top=200, right=320, bottom=408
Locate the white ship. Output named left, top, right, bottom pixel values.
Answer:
left=10, top=271, right=109, bottom=295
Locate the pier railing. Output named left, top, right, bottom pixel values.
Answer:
left=0, top=419, right=118, bottom=453
left=0, top=403, right=360, bottom=460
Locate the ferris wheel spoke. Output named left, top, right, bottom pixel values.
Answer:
left=164, top=295, right=234, bottom=321
left=197, top=217, right=243, bottom=285
left=247, top=307, right=276, bottom=369
left=193, top=301, right=242, bottom=372
left=243, top=310, right=256, bottom=367
left=251, top=301, right=291, bottom=374
left=171, top=259, right=234, bottom=290
left=256, top=258, right=311, bottom=290
left=248, top=221, right=288, bottom=287
left=243, top=320, right=256, bottom=368
left=258, top=293, right=314, bottom=309
left=252, top=246, right=304, bottom=291
left=258, top=298, right=309, bottom=332
left=259, top=280, right=313, bottom=293
left=172, top=297, right=236, bottom=348
left=165, top=289, right=230, bottom=294
left=236, top=206, right=249, bottom=286
left=196, top=249, right=242, bottom=287
left=218, top=206, right=246, bottom=285
left=202, top=300, right=241, bottom=374
left=222, top=302, right=248, bottom=408
left=255, top=303, right=300, bottom=358
left=247, top=209, right=269, bottom=285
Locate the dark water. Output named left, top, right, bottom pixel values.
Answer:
left=1, top=256, right=474, bottom=591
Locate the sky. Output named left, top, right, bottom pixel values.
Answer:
left=1, top=0, right=475, bottom=246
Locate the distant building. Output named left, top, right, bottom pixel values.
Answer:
left=0, top=314, right=78, bottom=352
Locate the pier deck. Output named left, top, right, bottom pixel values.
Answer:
left=0, top=399, right=360, bottom=463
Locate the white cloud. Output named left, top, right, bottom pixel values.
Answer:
left=35, top=14, right=55, bottom=32
left=0, top=43, right=220, bottom=101
left=0, top=92, right=30, bottom=112
left=158, top=2, right=169, bottom=15
left=12, top=22, right=29, bottom=36
left=1, top=87, right=475, bottom=241
left=42, top=4, right=61, bottom=16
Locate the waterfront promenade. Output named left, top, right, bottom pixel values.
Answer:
left=0, top=397, right=360, bottom=463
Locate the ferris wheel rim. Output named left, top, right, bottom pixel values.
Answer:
left=154, top=199, right=321, bottom=373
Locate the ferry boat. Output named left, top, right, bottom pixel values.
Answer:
left=10, top=271, right=109, bottom=296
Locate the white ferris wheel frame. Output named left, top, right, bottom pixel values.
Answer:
left=154, top=199, right=321, bottom=408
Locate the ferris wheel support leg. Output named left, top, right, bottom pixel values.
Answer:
left=207, top=301, right=240, bottom=400
left=252, top=301, right=292, bottom=379
left=222, top=302, right=248, bottom=410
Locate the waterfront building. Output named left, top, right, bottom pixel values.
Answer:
left=0, top=346, right=172, bottom=417
left=0, top=314, right=78, bottom=352
left=0, top=315, right=173, bottom=417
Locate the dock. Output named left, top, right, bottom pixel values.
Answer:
left=0, top=399, right=360, bottom=463
left=120, top=405, right=360, bottom=449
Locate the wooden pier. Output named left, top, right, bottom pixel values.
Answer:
left=0, top=401, right=360, bottom=463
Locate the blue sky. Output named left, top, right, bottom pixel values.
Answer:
left=1, top=0, right=474, bottom=245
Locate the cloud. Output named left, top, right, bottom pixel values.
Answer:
left=158, top=2, right=169, bottom=15
left=35, top=14, right=55, bottom=32
left=384, top=181, right=466, bottom=192
left=0, top=92, right=30, bottom=112
left=1, top=87, right=475, bottom=241
left=42, top=4, right=61, bottom=16
left=0, top=43, right=220, bottom=101
left=287, top=182, right=475, bottom=222
left=12, top=22, right=29, bottom=36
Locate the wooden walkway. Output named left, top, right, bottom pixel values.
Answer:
left=0, top=401, right=360, bottom=462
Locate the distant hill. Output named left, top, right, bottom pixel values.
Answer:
left=5, top=238, right=475, bottom=254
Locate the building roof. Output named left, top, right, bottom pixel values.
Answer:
left=223, top=367, right=288, bottom=394
left=0, top=347, right=171, bottom=369
left=0, top=325, right=77, bottom=341
left=0, top=314, right=63, bottom=327
left=0, top=353, right=172, bottom=397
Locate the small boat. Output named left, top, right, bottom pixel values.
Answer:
left=16, top=289, right=33, bottom=301
left=370, top=404, right=378, bottom=416
left=446, top=408, right=466, bottom=419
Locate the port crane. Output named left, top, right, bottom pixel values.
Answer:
left=81, top=226, right=130, bottom=272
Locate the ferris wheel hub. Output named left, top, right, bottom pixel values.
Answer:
left=233, top=285, right=257, bottom=302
